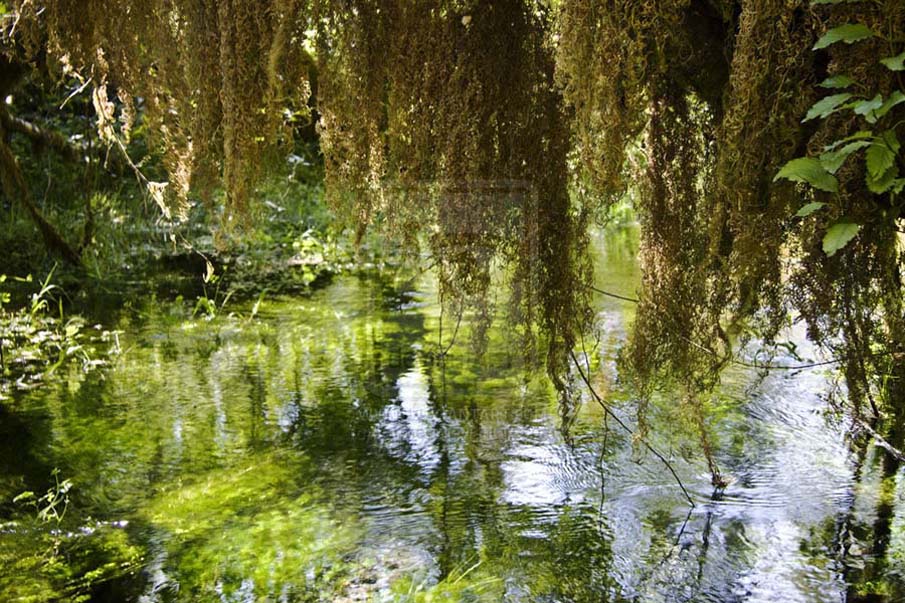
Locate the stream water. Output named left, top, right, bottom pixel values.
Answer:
left=1, top=228, right=903, bottom=602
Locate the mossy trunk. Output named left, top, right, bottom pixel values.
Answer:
left=0, top=118, right=82, bottom=266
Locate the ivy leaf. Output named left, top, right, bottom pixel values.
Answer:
left=822, top=222, right=861, bottom=256
left=865, top=130, right=900, bottom=179
left=796, top=202, right=826, bottom=217
left=813, top=24, right=874, bottom=50
left=774, top=157, right=839, bottom=192
left=819, top=140, right=871, bottom=173
left=803, top=93, right=853, bottom=121
left=818, top=75, right=855, bottom=88
left=880, top=51, right=905, bottom=71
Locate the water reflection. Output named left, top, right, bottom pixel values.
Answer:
left=1, top=228, right=904, bottom=601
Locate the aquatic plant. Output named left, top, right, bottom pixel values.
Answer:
left=2, top=469, right=142, bottom=602
left=0, top=267, right=115, bottom=399
left=141, top=454, right=358, bottom=601
left=386, top=559, right=503, bottom=602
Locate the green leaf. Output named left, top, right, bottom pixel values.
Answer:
left=868, top=166, right=899, bottom=193
left=880, top=51, right=905, bottom=71
left=852, top=94, right=883, bottom=122
left=774, top=157, right=839, bottom=192
left=819, top=140, right=871, bottom=173
left=880, top=129, right=900, bottom=152
left=891, top=178, right=905, bottom=195
left=813, top=24, right=874, bottom=50
left=866, top=130, right=900, bottom=178
left=818, top=75, right=855, bottom=88
left=823, top=130, right=873, bottom=151
left=872, top=90, right=905, bottom=121
left=13, top=491, right=35, bottom=503
left=203, top=260, right=215, bottom=284
left=796, top=202, right=826, bottom=217
left=803, top=93, right=853, bottom=121
left=822, top=222, right=861, bottom=256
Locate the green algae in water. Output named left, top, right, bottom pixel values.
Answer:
left=142, top=455, right=358, bottom=601
left=0, top=518, right=142, bottom=602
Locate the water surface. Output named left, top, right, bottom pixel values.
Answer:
left=1, top=228, right=903, bottom=602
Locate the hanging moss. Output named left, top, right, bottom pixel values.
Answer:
left=8, top=0, right=592, bottom=393
left=11, top=0, right=312, bottom=216
left=7, top=0, right=904, bottom=463
left=314, top=0, right=592, bottom=383
left=557, top=0, right=904, bottom=459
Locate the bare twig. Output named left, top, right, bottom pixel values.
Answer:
left=854, top=417, right=905, bottom=463
left=60, top=77, right=93, bottom=110
left=570, top=350, right=695, bottom=507
left=588, top=284, right=639, bottom=304
left=440, top=307, right=463, bottom=357
left=586, top=283, right=900, bottom=372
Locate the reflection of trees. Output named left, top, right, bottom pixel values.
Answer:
left=420, top=351, right=619, bottom=599
left=802, top=442, right=905, bottom=602
left=19, top=270, right=890, bottom=601
left=0, top=402, right=54, bottom=510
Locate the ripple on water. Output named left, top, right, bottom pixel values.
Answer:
left=7, top=269, right=899, bottom=603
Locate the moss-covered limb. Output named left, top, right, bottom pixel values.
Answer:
left=1, top=111, right=82, bottom=162
left=0, top=107, right=129, bottom=177
left=0, top=121, right=82, bottom=266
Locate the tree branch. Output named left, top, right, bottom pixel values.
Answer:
left=0, top=109, right=126, bottom=172
left=855, top=417, right=905, bottom=463
left=0, top=124, right=81, bottom=266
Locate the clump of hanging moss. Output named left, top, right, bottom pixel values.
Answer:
left=557, top=0, right=905, bottom=469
